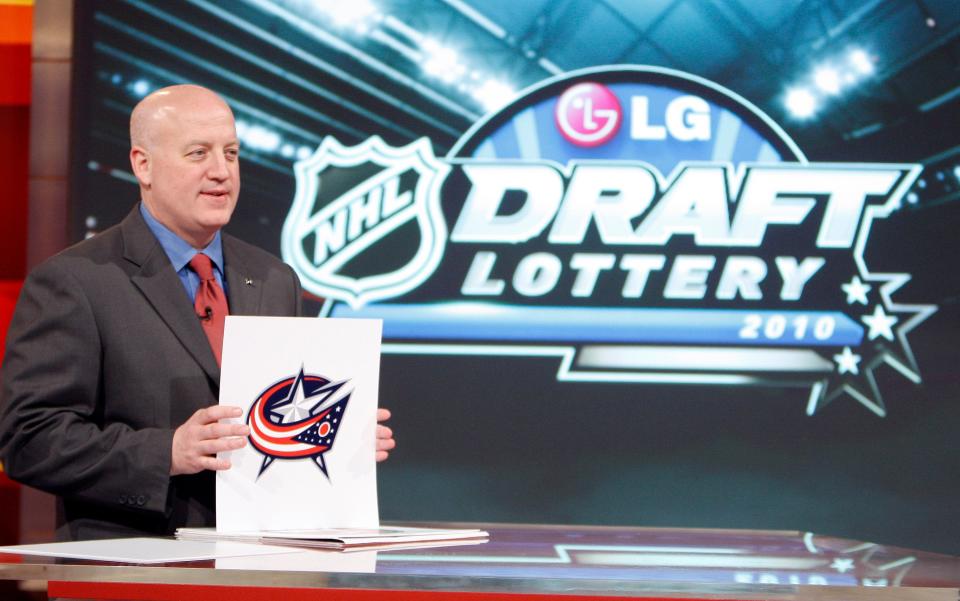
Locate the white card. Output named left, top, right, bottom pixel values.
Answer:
left=217, top=316, right=382, bottom=532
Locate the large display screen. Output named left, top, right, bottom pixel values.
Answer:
left=69, top=0, right=960, bottom=555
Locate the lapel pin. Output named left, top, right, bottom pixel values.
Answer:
left=244, top=278, right=254, bottom=286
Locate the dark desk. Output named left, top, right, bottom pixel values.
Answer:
left=1, top=523, right=958, bottom=600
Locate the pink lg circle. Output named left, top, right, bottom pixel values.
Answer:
left=554, top=82, right=622, bottom=147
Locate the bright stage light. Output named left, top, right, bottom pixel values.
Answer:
left=325, top=0, right=379, bottom=29
left=243, top=125, right=281, bottom=152
left=814, top=66, right=841, bottom=95
left=785, top=88, right=817, bottom=119
left=784, top=45, right=878, bottom=120
left=235, top=119, right=282, bottom=153
left=130, top=79, right=150, bottom=97
left=421, top=38, right=463, bottom=83
left=848, top=48, right=874, bottom=75
left=473, top=79, right=515, bottom=111
left=279, top=0, right=380, bottom=34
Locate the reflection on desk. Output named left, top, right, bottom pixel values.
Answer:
left=0, top=523, right=958, bottom=600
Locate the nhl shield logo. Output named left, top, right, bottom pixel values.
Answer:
left=281, top=136, right=450, bottom=308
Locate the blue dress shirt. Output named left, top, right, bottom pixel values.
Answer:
left=139, top=203, right=228, bottom=301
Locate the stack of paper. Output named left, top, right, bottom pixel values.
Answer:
left=177, top=525, right=489, bottom=551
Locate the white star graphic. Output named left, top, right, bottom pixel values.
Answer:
left=271, top=368, right=351, bottom=426
left=833, top=347, right=862, bottom=375
left=862, top=305, right=898, bottom=341
left=830, top=558, right=855, bottom=573
left=841, top=276, right=871, bottom=305
left=273, top=372, right=315, bottom=423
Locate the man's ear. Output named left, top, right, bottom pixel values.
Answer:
left=130, top=146, right=151, bottom=187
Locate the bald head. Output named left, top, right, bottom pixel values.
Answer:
left=129, top=84, right=241, bottom=248
left=130, top=84, right=234, bottom=150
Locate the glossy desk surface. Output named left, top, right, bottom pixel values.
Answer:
left=1, top=522, right=958, bottom=600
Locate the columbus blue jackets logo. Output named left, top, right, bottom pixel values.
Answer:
left=247, top=367, right=351, bottom=478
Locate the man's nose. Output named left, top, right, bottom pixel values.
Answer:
left=207, top=154, right=230, bottom=180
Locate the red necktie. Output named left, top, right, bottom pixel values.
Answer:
left=189, top=253, right=229, bottom=366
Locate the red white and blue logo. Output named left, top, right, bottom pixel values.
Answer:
left=247, top=367, right=351, bottom=478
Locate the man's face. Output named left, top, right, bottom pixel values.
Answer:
left=135, top=95, right=240, bottom=248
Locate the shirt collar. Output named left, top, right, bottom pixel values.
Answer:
left=139, top=202, right=225, bottom=275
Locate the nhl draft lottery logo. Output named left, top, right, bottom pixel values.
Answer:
left=247, top=367, right=351, bottom=479
left=283, top=66, right=935, bottom=418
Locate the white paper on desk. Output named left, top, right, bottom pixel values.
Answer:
left=0, top=538, right=299, bottom=564
left=216, top=549, right=377, bottom=573
left=217, top=316, right=382, bottom=532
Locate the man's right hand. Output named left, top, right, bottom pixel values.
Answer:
left=170, top=405, right=249, bottom=475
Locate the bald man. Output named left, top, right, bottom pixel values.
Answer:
left=0, top=85, right=394, bottom=540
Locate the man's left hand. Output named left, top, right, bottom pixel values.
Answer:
left=376, top=408, right=395, bottom=462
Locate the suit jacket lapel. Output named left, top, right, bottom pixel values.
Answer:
left=121, top=207, right=221, bottom=384
left=223, top=235, right=264, bottom=316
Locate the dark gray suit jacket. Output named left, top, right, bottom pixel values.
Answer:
left=0, top=206, right=302, bottom=540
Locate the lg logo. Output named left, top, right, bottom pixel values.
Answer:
left=554, top=82, right=622, bottom=147
left=555, top=82, right=712, bottom=147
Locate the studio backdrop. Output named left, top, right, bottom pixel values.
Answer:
left=68, top=0, right=960, bottom=555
